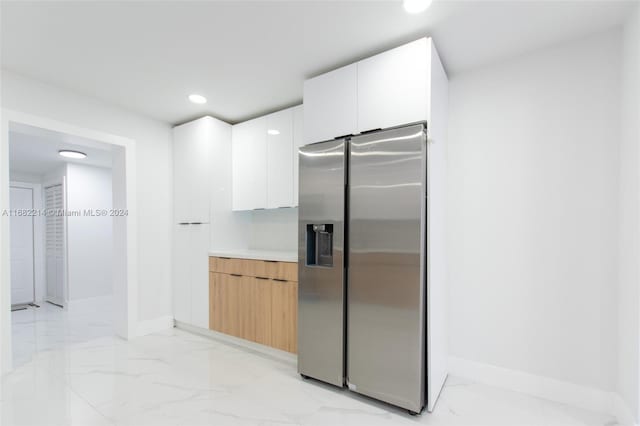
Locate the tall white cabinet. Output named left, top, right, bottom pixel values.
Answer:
left=232, top=104, right=303, bottom=211
left=173, top=116, right=231, bottom=329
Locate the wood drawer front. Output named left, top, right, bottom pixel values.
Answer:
left=209, top=272, right=297, bottom=353
left=209, top=256, right=297, bottom=281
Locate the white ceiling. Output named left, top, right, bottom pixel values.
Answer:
left=9, top=123, right=113, bottom=176
left=1, top=1, right=634, bottom=125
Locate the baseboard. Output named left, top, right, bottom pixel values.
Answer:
left=448, top=356, right=613, bottom=415
left=612, top=393, right=639, bottom=426
left=174, top=320, right=297, bottom=365
left=137, top=315, right=174, bottom=337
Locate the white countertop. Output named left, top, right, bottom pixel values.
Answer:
left=209, top=249, right=298, bottom=263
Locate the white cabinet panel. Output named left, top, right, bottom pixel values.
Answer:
left=232, top=122, right=253, bottom=211
left=173, top=117, right=213, bottom=223
left=303, top=64, right=357, bottom=144
left=172, top=125, right=192, bottom=223
left=292, top=105, right=304, bottom=206
left=190, top=224, right=210, bottom=329
left=173, top=223, right=210, bottom=328
left=190, top=120, right=213, bottom=223
left=232, top=117, right=267, bottom=210
left=172, top=224, right=191, bottom=323
left=266, top=109, right=294, bottom=208
left=357, top=38, right=430, bottom=133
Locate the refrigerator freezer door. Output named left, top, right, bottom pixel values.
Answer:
left=298, top=139, right=346, bottom=387
left=348, top=124, right=427, bottom=412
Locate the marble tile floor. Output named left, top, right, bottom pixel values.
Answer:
left=1, top=306, right=618, bottom=426
left=11, top=301, right=114, bottom=368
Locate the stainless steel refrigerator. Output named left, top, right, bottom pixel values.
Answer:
left=298, top=123, right=435, bottom=414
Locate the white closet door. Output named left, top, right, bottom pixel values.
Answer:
left=45, top=184, right=65, bottom=306
left=10, top=187, right=34, bottom=305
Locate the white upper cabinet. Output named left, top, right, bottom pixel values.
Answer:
left=357, top=38, right=430, bottom=133
left=292, top=105, right=304, bottom=206
left=303, top=63, right=358, bottom=144
left=303, top=37, right=440, bottom=141
left=266, top=109, right=294, bottom=208
left=232, top=117, right=267, bottom=210
left=232, top=105, right=303, bottom=210
left=173, top=117, right=214, bottom=223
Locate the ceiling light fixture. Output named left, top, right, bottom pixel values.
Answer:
left=188, top=94, right=207, bottom=104
left=267, top=129, right=280, bottom=135
left=59, top=150, right=87, bottom=159
left=403, top=0, right=432, bottom=14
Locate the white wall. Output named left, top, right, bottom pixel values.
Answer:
left=9, top=171, right=41, bottom=184
left=618, top=4, right=640, bottom=424
left=448, top=29, right=621, bottom=394
left=1, top=71, right=173, bottom=322
left=66, top=163, right=113, bottom=301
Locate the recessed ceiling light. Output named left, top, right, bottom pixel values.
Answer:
left=403, top=0, right=432, bottom=14
left=267, top=129, right=280, bottom=135
left=188, top=94, right=207, bottom=104
left=59, top=150, right=87, bottom=159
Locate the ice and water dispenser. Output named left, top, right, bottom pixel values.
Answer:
left=306, top=224, right=334, bottom=267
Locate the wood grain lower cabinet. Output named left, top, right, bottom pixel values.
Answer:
left=209, top=257, right=298, bottom=353
left=271, top=280, right=298, bottom=353
left=253, top=277, right=273, bottom=347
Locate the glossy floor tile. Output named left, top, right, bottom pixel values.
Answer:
left=2, top=306, right=617, bottom=426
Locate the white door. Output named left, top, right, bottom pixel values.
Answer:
left=190, top=223, right=210, bottom=329
left=173, top=224, right=191, bottom=323
left=232, top=117, right=267, bottom=210
left=303, top=63, right=358, bottom=144
left=357, top=38, right=429, bottom=133
left=266, top=109, right=294, bottom=208
left=292, top=105, right=304, bottom=206
left=45, top=184, right=65, bottom=306
left=10, top=186, right=35, bottom=305
left=173, top=123, right=193, bottom=223
left=189, top=118, right=213, bottom=223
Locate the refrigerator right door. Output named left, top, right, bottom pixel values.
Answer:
left=347, top=124, right=427, bottom=413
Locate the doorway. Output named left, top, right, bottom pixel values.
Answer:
left=1, top=111, right=138, bottom=373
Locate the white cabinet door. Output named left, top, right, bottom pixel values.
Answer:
left=232, top=117, right=267, bottom=210
left=190, top=118, right=213, bottom=223
left=303, top=63, right=358, bottom=144
left=173, top=224, right=191, bottom=323
left=232, top=122, right=252, bottom=211
left=173, top=124, right=193, bottom=223
left=190, top=224, right=210, bottom=329
left=173, top=117, right=212, bottom=223
left=292, top=105, right=304, bottom=206
left=248, top=117, right=267, bottom=209
left=266, top=109, right=293, bottom=208
left=357, top=38, right=429, bottom=133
